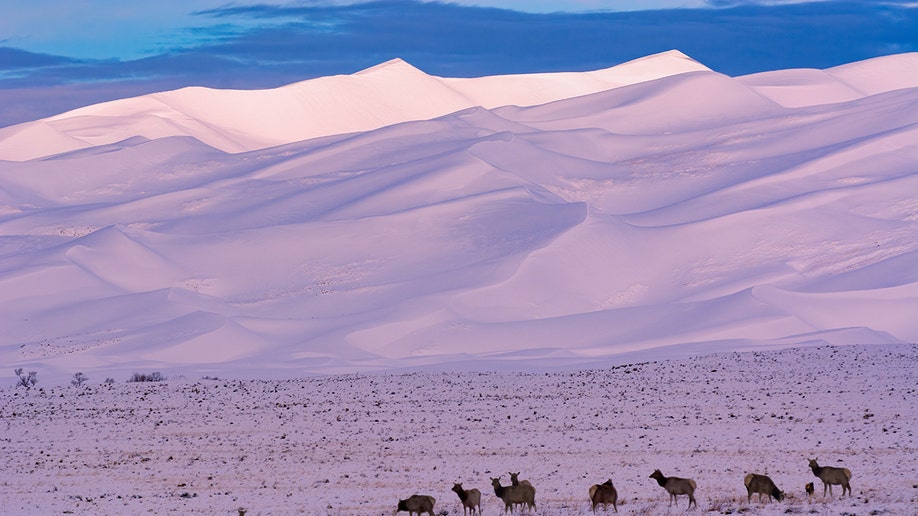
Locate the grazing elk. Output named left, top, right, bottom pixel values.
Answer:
left=395, top=494, right=436, bottom=516
left=744, top=473, right=785, bottom=503
left=649, top=469, right=697, bottom=508
left=808, top=458, right=852, bottom=497
left=589, top=479, right=618, bottom=513
left=805, top=482, right=814, bottom=497
left=452, top=483, right=482, bottom=516
left=491, top=476, right=536, bottom=513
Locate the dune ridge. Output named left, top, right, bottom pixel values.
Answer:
left=1, top=50, right=711, bottom=161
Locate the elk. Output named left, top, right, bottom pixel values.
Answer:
left=649, top=469, right=697, bottom=508
left=808, top=458, right=852, bottom=497
left=744, top=473, right=784, bottom=503
left=452, top=483, right=482, bottom=516
left=491, top=476, right=536, bottom=513
left=589, top=479, right=618, bottom=513
left=395, top=494, right=436, bottom=516
left=509, top=472, right=534, bottom=489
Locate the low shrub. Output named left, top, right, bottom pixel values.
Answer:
left=127, top=371, right=166, bottom=383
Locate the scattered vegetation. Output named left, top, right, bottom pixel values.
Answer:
left=127, top=371, right=166, bottom=383
left=14, top=368, right=37, bottom=390
left=1, top=345, right=914, bottom=513
left=71, top=372, right=88, bottom=387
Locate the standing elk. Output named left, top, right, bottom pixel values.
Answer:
left=452, top=483, right=481, bottom=516
left=509, top=472, right=534, bottom=489
left=395, top=494, right=436, bottom=516
left=589, top=479, right=618, bottom=513
left=649, top=469, right=697, bottom=508
left=808, top=458, right=852, bottom=497
left=491, top=476, right=536, bottom=513
left=744, top=473, right=784, bottom=503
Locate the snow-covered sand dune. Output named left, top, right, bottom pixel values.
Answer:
left=0, top=50, right=710, bottom=162
left=0, top=51, right=917, bottom=384
left=2, top=344, right=915, bottom=514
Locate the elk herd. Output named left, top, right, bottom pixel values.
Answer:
left=394, top=459, right=853, bottom=514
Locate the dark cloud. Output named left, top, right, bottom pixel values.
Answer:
left=1, top=0, right=915, bottom=127
left=0, top=47, right=78, bottom=69
left=705, top=0, right=918, bottom=6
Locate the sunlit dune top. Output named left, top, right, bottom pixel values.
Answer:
left=0, top=50, right=916, bottom=161
left=441, top=50, right=710, bottom=108
left=0, top=50, right=711, bottom=161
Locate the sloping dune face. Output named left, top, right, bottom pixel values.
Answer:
left=738, top=52, right=918, bottom=107
left=0, top=52, right=916, bottom=382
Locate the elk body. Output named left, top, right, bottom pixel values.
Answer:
left=491, top=476, right=536, bottom=513
left=808, top=459, right=852, bottom=497
left=395, top=494, right=436, bottom=516
left=452, top=483, right=481, bottom=516
left=588, top=479, right=618, bottom=513
left=743, top=473, right=784, bottom=503
left=649, top=469, right=697, bottom=508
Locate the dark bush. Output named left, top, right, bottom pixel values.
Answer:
left=14, top=368, right=37, bottom=389
left=71, top=372, right=88, bottom=387
left=127, top=372, right=166, bottom=383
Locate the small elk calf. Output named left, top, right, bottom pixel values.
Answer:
left=649, top=469, right=697, bottom=509
left=589, top=479, right=618, bottom=513
left=395, top=494, right=436, bottom=516
left=452, top=483, right=481, bottom=516
left=744, top=473, right=784, bottom=503
left=808, top=458, right=852, bottom=498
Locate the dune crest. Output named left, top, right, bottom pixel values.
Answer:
left=0, top=50, right=710, bottom=161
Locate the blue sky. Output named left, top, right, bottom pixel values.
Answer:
left=1, top=1, right=916, bottom=127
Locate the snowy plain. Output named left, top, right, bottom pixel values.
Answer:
left=0, top=49, right=917, bottom=514
left=2, top=344, right=916, bottom=514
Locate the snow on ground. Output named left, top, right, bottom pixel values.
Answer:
left=1, top=344, right=915, bottom=514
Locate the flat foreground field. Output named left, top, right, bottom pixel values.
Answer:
left=2, top=344, right=916, bottom=514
